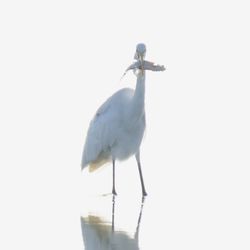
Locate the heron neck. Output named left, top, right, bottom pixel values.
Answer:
left=130, top=71, right=145, bottom=119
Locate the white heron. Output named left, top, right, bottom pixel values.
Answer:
left=81, top=43, right=165, bottom=196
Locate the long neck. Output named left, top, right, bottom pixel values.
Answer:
left=129, top=71, right=146, bottom=121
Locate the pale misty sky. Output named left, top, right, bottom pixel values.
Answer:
left=0, top=0, right=249, bottom=249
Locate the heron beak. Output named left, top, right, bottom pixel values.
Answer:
left=139, top=55, right=144, bottom=72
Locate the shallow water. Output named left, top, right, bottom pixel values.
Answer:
left=80, top=159, right=250, bottom=250
left=81, top=195, right=145, bottom=250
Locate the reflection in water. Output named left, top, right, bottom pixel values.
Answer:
left=81, top=196, right=146, bottom=250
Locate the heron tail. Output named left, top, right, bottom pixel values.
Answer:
left=89, top=158, right=110, bottom=172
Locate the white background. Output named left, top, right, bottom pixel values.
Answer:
left=0, top=0, right=249, bottom=249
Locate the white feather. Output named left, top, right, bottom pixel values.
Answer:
left=81, top=73, right=146, bottom=171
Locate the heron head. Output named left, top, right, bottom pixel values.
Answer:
left=134, top=43, right=146, bottom=61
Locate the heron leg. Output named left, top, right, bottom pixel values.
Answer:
left=135, top=152, right=147, bottom=196
left=112, top=159, right=117, bottom=195
left=112, top=195, right=116, bottom=232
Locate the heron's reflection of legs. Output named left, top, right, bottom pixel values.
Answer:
left=111, top=195, right=146, bottom=237
left=112, top=195, right=115, bottom=233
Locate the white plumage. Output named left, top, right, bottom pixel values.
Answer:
left=82, top=73, right=145, bottom=171
left=81, top=44, right=165, bottom=196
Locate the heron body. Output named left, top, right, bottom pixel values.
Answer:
left=81, top=72, right=146, bottom=172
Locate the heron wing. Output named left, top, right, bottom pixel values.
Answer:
left=81, top=96, right=117, bottom=170
left=81, top=88, right=134, bottom=171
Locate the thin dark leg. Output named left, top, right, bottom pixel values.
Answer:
left=112, top=159, right=117, bottom=195
left=112, top=195, right=116, bottom=233
left=135, top=196, right=146, bottom=240
left=136, top=153, right=147, bottom=196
